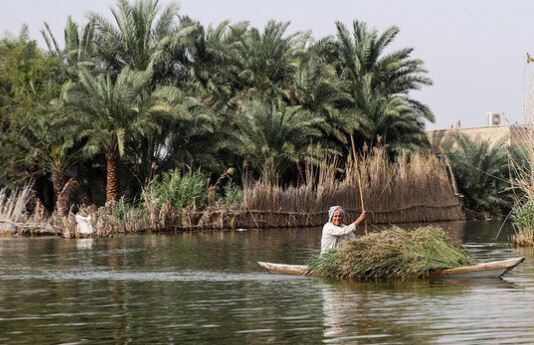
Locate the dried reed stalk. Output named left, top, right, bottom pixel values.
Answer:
left=243, top=148, right=464, bottom=228
left=0, top=185, right=58, bottom=236
left=510, top=63, right=534, bottom=246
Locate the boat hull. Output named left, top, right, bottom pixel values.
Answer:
left=429, top=257, right=525, bottom=279
left=257, top=257, right=525, bottom=279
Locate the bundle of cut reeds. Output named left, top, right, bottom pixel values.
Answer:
left=307, top=226, right=475, bottom=281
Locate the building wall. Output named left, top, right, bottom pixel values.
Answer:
left=427, top=125, right=529, bottom=154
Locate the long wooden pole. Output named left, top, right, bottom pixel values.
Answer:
left=350, top=134, right=367, bottom=234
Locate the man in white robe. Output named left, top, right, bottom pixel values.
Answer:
left=321, top=206, right=366, bottom=254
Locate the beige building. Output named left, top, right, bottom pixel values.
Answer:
left=427, top=124, right=530, bottom=154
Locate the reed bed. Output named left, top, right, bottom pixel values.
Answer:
left=510, top=66, right=534, bottom=246
left=0, top=186, right=33, bottom=224
left=512, top=231, right=534, bottom=247
left=307, top=226, right=475, bottom=281
left=511, top=193, right=534, bottom=247
left=242, top=149, right=464, bottom=228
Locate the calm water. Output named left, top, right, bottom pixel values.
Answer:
left=1, top=221, right=533, bottom=344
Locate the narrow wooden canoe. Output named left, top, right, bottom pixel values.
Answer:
left=429, top=257, right=525, bottom=279
left=257, top=256, right=525, bottom=279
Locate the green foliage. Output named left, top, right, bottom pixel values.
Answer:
left=89, top=0, right=195, bottom=76
left=41, top=16, right=96, bottom=74
left=234, top=99, right=327, bottom=182
left=222, top=182, right=243, bottom=207
left=316, top=20, right=433, bottom=155
left=0, top=33, right=66, bottom=188
left=143, top=170, right=208, bottom=211
left=0, top=33, right=62, bottom=107
left=308, top=226, right=475, bottom=281
left=512, top=199, right=534, bottom=234
left=445, top=134, right=513, bottom=215
left=511, top=199, right=534, bottom=247
left=1, top=0, right=437, bottom=204
left=111, top=196, right=145, bottom=220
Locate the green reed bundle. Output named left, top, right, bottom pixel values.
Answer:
left=308, top=226, right=475, bottom=281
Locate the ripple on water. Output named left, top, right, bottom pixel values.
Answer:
left=0, top=269, right=310, bottom=282
left=1, top=224, right=534, bottom=344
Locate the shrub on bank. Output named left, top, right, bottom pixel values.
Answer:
left=222, top=182, right=243, bottom=207
left=142, top=170, right=209, bottom=212
left=110, top=196, right=145, bottom=221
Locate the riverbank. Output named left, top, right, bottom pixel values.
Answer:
left=1, top=152, right=465, bottom=238
left=1, top=203, right=467, bottom=239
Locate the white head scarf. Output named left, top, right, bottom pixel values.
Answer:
left=328, top=206, right=345, bottom=223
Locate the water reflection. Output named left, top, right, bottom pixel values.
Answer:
left=319, top=274, right=531, bottom=344
left=320, top=280, right=462, bottom=344
left=0, top=221, right=533, bottom=344
left=76, top=238, right=93, bottom=250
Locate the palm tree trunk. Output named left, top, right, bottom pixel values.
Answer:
left=51, top=168, right=66, bottom=204
left=76, top=166, right=93, bottom=206
left=55, top=178, right=79, bottom=217
left=29, top=177, right=48, bottom=218
left=106, top=148, right=120, bottom=203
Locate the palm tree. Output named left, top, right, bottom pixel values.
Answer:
left=317, top=20, right=434, bottom=154
left=0, top=33, right=75, bottom=203
left=234, top=100, right=325, bottom=183
left=185, top=20, right=242, bottom=110
left=23, top=108, right=79, bottom=198
left=41, top=16, right=96, bottom=74
left=89, top=0, right=195, bottom=76
left=232, top=21, right=310, bottom=100
left=61, top=67, right=176, bottom=202
left=351, top=79, right=430, bottom=154
left=285, top=55, right=351, bottom=155
left=125, top=87, right=216, bottom=186
left=445, top=134, right=512, bottom=215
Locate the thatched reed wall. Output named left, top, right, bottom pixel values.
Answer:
left=236, top=150, right=463, bottom=228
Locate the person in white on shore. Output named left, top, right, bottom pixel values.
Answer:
left=321, top=206, right=367, bottom=254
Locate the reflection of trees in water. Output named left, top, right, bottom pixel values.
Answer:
left=170, top=227, right=321, bottom=271
left=319, top=279, right=484, bottom=344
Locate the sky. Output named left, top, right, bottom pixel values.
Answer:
left=1, top=0, right=533, bottom=130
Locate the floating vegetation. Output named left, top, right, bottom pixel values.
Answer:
left=307, top=226, right=475, bottom=281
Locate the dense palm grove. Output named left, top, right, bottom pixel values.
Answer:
left=0, top=0, right=454, bottom=215
left=444, top=134, right=519, bottom=217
